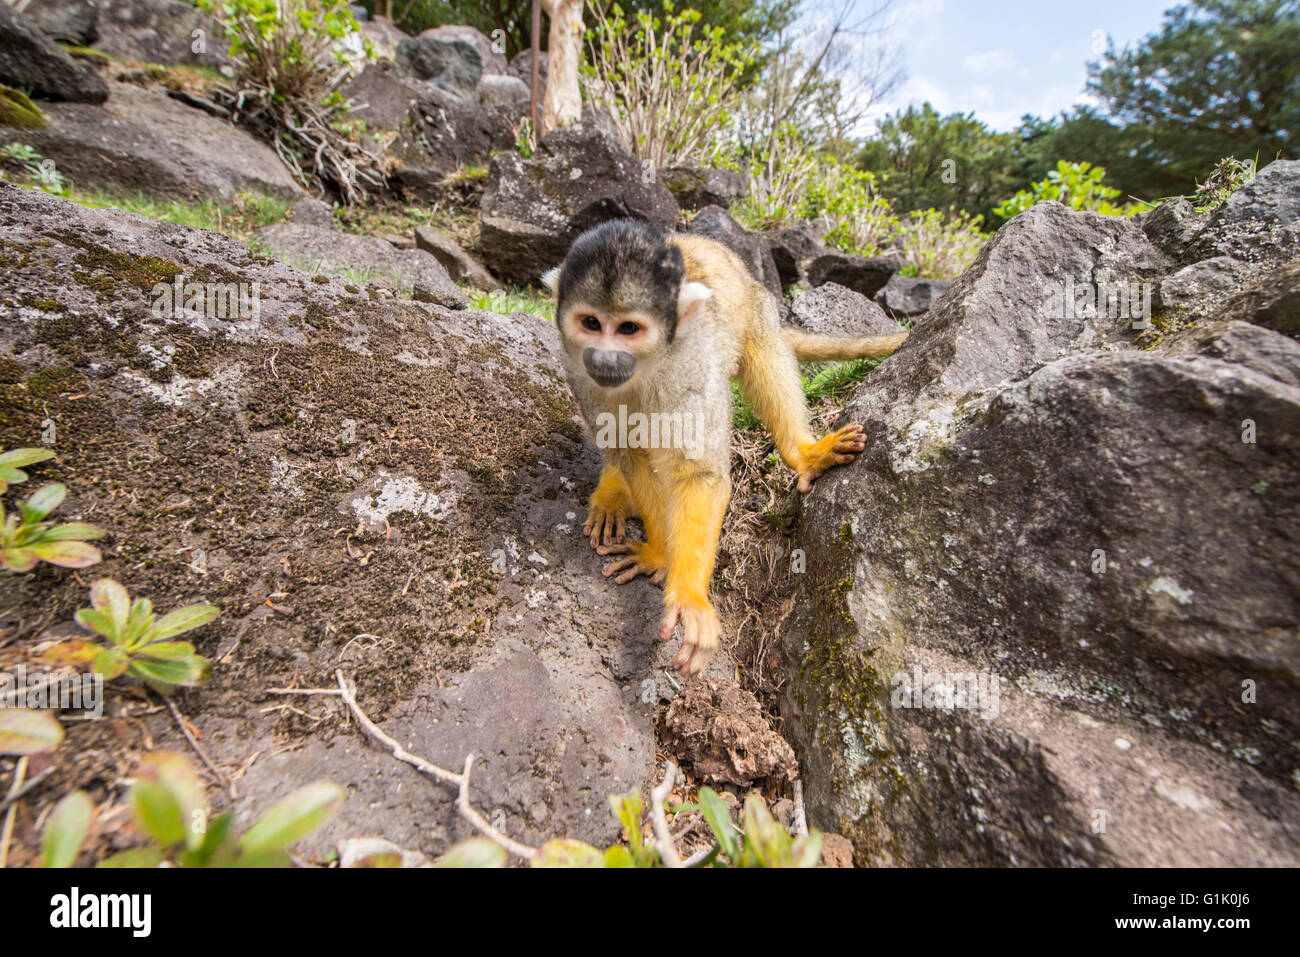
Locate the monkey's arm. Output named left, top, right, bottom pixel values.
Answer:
left=660, top=466, right=730, bottom=677
left=738, top=324, right=868, bottom=493
left=583, top=461, right=634, bottom=548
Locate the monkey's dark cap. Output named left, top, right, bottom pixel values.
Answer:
left=557, top=219, right=685, bottom=341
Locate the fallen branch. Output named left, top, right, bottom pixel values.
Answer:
left=649, top=760, right=684, bottom=868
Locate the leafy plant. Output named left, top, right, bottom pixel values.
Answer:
left=0, top=144, right=69, bottom=196
left=582, top=1, right=756, bottom=169
left=993, top=160, right=1134, bottom=220
left=42, top=751, right=344, bottom=867
left=468, top=287, right=555, bottom=321
left=45, top=579, right=217, bottom=693
left=896, top=208, right=988, bottom=279
left=0, top=483, right=104, bottom=572
left=1192, top=155, right=1257, bottom=213
left=0, top=708, right=64, bottom=755
left=0, top=447, right=53, bottom=494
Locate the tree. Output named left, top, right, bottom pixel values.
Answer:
left=1087, top=0, right=1299, bottom=192
left=854, top=103, right=1024, bottom=221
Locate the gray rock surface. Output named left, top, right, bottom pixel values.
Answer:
left=807, top=248, right=901, bottom=299
left=92, top=0, right=228, bottom=66
left=256, top=199, right=466, bottom=309
left=414, top=224, right=502, bottom=290
left=874, top=274, right=952, bottom=319
left=1221, top=259, right=1300, bottom=339
left=0, top=1, right=108, bottom=102
left=477, top=73, right=529, bottom=108
left=420, top=24, right=507, bottom=76
left=0, top=81, right=302, bottom=202
left=23, top=0, right=99, bottom=45
left=479, top=125, right=679, bottom=285
left=789, top=282, right=901, bottom=338
left=393, top=32, right=483, bottom=103
left=661, top=166, right=746, bottom=212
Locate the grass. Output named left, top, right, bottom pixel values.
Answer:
left=70, top=188, right=292, bottom=242
left=732, top=358, right=881, bottom=431
left=468, top=287, right=555, bottom=321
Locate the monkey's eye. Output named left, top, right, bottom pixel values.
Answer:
left=581, top=315, right=601, bottom=332
left=617, top=321, right=640, bottom=336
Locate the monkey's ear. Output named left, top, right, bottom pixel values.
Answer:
left=540, top=267, right=561, bottom=293
left=677, top=281, right=712, bottom=325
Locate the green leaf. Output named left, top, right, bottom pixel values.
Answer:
left=530, top=838, right=607, bottom=868
left=24, top=483, right=65, bottom=520
left=90, top=578, right=130, bottom=635
left=1, top=547, right=40, bottom=572
left=97, top=847, right=165, bottom=869
left=136, top=640, right=196, bottom=661
left=431, top=838, right=507, bottom=868
left=26, top=539, right=102, bottom=568
left=0, top=708, right=64, bottom=754
left=602, top=844, right=635, bottom=868
left=43, top=791, right=93, bottom=868
left=238, top=781, right=344, bottom=859
left=150, top=604, right=220, bottom=641
left=42, top=640, right=102, bottom=666
left=697, top=787, right=739, bottom=863
left=742, top=793, right=789, bottom=866
left=181, top=810, right=237, bottom=868
left=75, top=608, right=119, bottom=642
left=0, top=447, right=55, bottom=470
left=128, top=655, right=210, bottom=688
left=130, top=751, right=204, bottom=850
left=92, top=647, right=129, bottom=680
left=40, top=523, right=105, bottom=541
left=787, top=832, right=823, bottom=869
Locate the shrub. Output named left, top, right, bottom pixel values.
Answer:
left=581, top=1, right=756, bottom=170
left=1192, top=156, right=1256, bottom=213
left=993, top=160, right=1133, bottom=220
left=896, top=208, right=988, bottom=279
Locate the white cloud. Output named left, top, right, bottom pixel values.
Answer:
left=962, top=49, right=1014, bottom=73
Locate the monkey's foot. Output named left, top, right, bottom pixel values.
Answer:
left=597, top=540, right=665, bottom=585
left=583, top=502, right=629, bottom=549
left=795, top=424, right=867, bottom=493
left=660, top=601, right=720, bottom=678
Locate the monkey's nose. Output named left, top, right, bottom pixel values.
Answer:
left=583, top=348, right=635, bottom=387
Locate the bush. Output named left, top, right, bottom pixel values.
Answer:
left=993, top=159, right=1133, bottom=220
left=896, top=208, right=988, bottom=279
left=581, top=1, right=755, bottom=170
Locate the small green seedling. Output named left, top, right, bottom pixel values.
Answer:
left=46, top=578, right=217, bottom=693
left=42, top=751, right=345, bottom=867
left=0, top=447, right=54, bottom=493
left=0, top=483, right=104, bottom=571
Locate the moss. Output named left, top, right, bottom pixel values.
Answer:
left=50, top=229, right=183, bottom=291
left=0, top=86, right=46, bottom=130
left=19, top=293, right=66, bottom=313
left=0, top=357, right=23, bottom=384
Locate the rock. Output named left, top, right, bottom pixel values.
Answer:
left=875, top=274, right=952, bottom=319
left=390, top=99, right=520, bottom=194
left=1156, top=255, right=1254, bottom=313
left=778, top=198, right=1300, bottom=867
left=0, top=180, right=667, bottom=857
left=0, top=2, right=108, bottom=103
left=256, top=199, right=466, bottom=309
left=789, top=283, right=902, bottom=339
left=478, top=125, right=678, bottom=285
left=508, top=49, right=547, bottom=89
left=393, top=32, right=483, bottom=103
left=686, top=205, right=782, bottom=300
left=360, top=14, right=409, bottom=63
left=1141, top=196, right=1205, bottom=260
left=338, top=64, right=418, bottom=131
left=23, top=0, right=98, bottom=45
left=765, top=223, right=822, bottom=288
left=662, top=678, right=798, bottom=787
left=93, top=0, right=228, bottom=67
left=818, top=833, right=855, bottom=868
left=806, top=248, right=901, bottom=299
left=414, top=225, right=502, bottom=290
left=477, top=74, right=528, bottom=109
left=0, top=85, right=47, bottom=129
left=661, top=165, right=746, bottom=212
left=1190, top=158, right=1300, bottom=266
left=0, top=81, right=301, bottom=202
left=421, top=24, right=507, bottom=76
left=1221, top=259, right=1300, bottom=339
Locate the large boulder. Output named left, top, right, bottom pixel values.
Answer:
left=255, top=199, right=467, bottom=309
left=361, top=14, right=409, bottom=63
left=22, top=0, right=99, bottom=45
left=478, top=125, right=679, bottom=285
left=788, top=282, right=901, bottom=339
left=685, top=205, right=782, bottom=301
left=420, top=24, right=507, bottom=76
left=807, top=248, right=901, bottom=300
left=875, top=274, right=952, bottom=319
left=338, top=64, right=418, bottom=131
left=1188, top=158, right=1300, bottom=266
left=414, top=224, right=502, bottom=290
left=393, top=32, right=483, bottom=104
left=0, top=81, right=302, bottom=203
left=0, top=180, right=689, bottom=858
left=1221, top=259, right=1300, bottom=339
left=390, top=97, right=522, bottom=195
left=92, top=0, right=228, bottom=67
left=0, top=1, right=108, bottom=103
left=777, top=198, right=1300, bottom=866
left=508, top=49, right=547, bottom=90
left=765, top=223, right=823, bottom=288
left=661, top=166, right=746, bottom=212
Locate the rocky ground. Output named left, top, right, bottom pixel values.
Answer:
left=1, top=2, right=1297, bottom=868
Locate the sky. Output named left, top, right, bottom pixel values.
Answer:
left=831, top=0, right=1182, bottom=133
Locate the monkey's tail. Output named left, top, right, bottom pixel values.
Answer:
left=781, top=327, right=908, bottom=362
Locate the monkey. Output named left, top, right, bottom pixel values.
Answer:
left=542, top=219, right=907, bottom=678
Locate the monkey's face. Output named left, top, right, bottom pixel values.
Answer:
left=559, top=304, right=667, bottom=390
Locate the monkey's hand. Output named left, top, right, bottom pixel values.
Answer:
left=597, top=540, right=665, bottom=585
left=794, top=424, right=868, bottom=493
left=584, top=468, right=633, bottom=548
left=661, top=600, right=720, bottom=678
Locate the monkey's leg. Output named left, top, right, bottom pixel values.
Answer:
left=739, top=328, right=868, bottom=493
left=596, top=459, right=667, bottom=584
left=583, top=462, right=635, bottom=549
left=660, top=469, right=730, bottom=677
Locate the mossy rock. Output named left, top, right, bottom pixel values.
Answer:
left=0, top=86, right=46, bottom=131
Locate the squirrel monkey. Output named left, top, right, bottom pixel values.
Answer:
left=543, top=220, right=906, bottom=677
